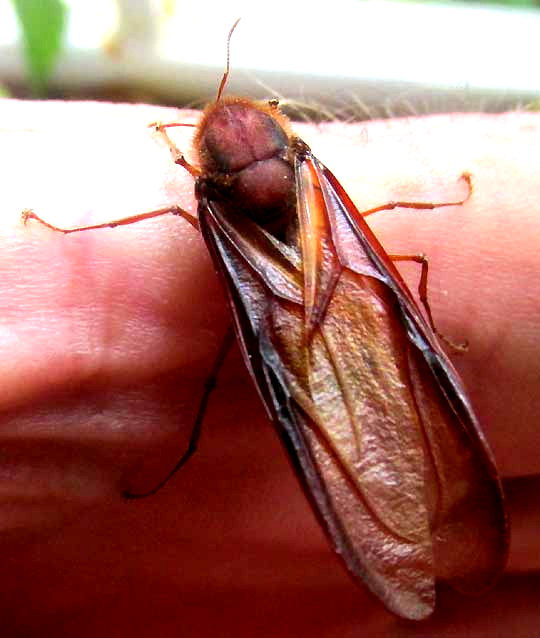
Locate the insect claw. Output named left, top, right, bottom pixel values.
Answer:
left=21, top=208, right=34, bottom=226
left=457, top=172, right=473, bottom=204
left=436, top=331, right=469, bottom=354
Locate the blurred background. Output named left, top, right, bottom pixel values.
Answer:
left=1, top=0, right=539, bottom=120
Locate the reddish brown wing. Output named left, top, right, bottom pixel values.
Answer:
left=198, top=142, right=508, bottom=620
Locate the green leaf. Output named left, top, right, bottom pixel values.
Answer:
left=11, top=0, right=69, bottom=96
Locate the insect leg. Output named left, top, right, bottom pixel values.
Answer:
left=358, top=173, right=472, bottom=351
left=360, top=173, right=472, bottom=219
left=389, top=252, right=468, bottom=352
left=22, top=204, right=199, bottom=233
left=123, top=324, right=236, bottom=499
left=148, top=121, right=201, bottom=178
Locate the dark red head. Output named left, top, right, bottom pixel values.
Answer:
left=193, top=97, right=296, bottom=226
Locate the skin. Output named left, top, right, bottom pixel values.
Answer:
left=1, top=100, right=539, bottom=636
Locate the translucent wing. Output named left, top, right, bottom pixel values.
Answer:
left=198, top=144, right=508, bottom=620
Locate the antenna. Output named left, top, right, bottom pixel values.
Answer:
left=215, top=18, right=241, bottom=103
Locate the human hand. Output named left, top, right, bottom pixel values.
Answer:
left=1, top=100, right=539, bottom=636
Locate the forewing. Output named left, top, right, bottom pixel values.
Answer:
left=198, top=149, right=507, bottom=620
left=312, top=156, right=508, bottom=594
